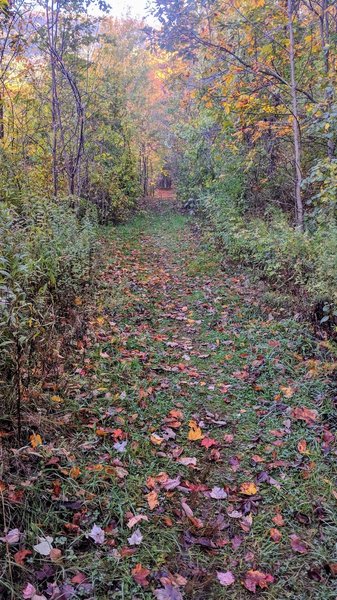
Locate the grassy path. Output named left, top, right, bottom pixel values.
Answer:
left=3, top=199, right=337, bottom=599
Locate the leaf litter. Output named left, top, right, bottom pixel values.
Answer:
left=1, top=200, right=337, bottom=598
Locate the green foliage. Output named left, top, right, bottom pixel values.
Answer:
left=0, top=196, right=97, bottom=410
left=201, top=188, right=337, bottom=312
left=304, top=158, right=337, bottom=219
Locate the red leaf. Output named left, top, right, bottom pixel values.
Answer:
left=272, top=513, right=285, bottom=527
left=14, top=549, right=32, bottom=565
left=71, top=572, right=88, bottom=585
left=132, top=563, right=151, bottom=587
left=200, top=437, right=217, bottom=448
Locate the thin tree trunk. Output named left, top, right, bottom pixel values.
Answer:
left=0, top=89, right=4, bottom=140
left=288, top=0, right=304, bottom=230
left=319, top=0, right=334, bottom=158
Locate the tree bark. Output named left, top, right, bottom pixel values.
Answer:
left=287, top=0, right=304, bottom=230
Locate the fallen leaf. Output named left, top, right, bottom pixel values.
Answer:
left=30, top=433, right=43, bottom=448
left=210, top=486, right=227, bottom=500
left=280, top=385, right=295, bottom=398
left=51, top=395, right=63, bottom=403
left=243, top=570, right=274, bottom=592
left=71, top=572, right=88, bottom=584
left=113, top=440, right=128, bottom=453
left=240, top=482, right=258, bottom=496
left=50, top=548, right=62, bottom=562
left=290, top=534, right=308, bottom=554
left=188, top=420, right=203, bottom=441
left=154, top=584, right=183, bottom=599
left=0, top=528, right=20, bottom=545
left=297, top=439, right=308, bottom=454
left=270, top=528, right=282, bottom=542
left=201, top=437, right=217, bottom=448
left=14, top=549, right=32, bottom=565
left=23, top=583, right=37, bottom=599
left=291, top=407, right=318, bottom=425
left=127, top=528, right=143, bottom=546
left=88, top=524, right=105, bottom=545
left=132, top=563, right=151, bottom=587
left=151, top=433, right=164, bottom=445
left=69, top=466, right=81, bottom=479
left=146, top=490, right=159, bottom=510
left=33, top=536, right=54, bottom=556
left=272, top=514, right=285, bottom=527
left=162, top=476, right=181, bottom=490
left=127, top=514, right=149, bottom=529
left=217, top=571, right=235, bottom=586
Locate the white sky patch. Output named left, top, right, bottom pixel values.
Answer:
left=91, top=0, right=158, bottom=24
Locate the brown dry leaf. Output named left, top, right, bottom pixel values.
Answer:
left=297, top=439, right=308, bottom=454
left=243, top=570, right=274, bottom=592
left=151, top=433, right=164, bottom=445
left=50, top=548, right=62, bottom=563
left=270, top=528, right=282, bottom=542
left=291, top=407, right=318, bottom=425
left=69, top=466, right=81, bottom=479
left=240, top=482, right=258, bottom=496
left=146, top=490, right=159, bottom=510
left=127, top=514, right=149, bottom=529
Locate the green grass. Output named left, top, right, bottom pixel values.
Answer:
left=1, top=202, right=337, bottom=599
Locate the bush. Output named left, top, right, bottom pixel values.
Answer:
left=201, top=191, right=337, bottom=312
left=0, top=196, right=98, bottom=437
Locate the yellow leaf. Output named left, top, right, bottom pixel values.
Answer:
left=240, top=482, right=258, bottom=496
left=150, top=433, right=163, bottom=445
left=30, top=433, right=43, bottom=448
left=69, top=466, right=81, bottom=479
left=74, top=297, right=82, bottom=306
left=280, top=385, right=295, bottom=398
left=188, top=420, right=203, bottom=441
left=51, top=395, right=63, bottom=403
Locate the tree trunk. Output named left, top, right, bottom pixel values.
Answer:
left=319, top=0, right=334, bottom=158
left=287, top=0, right=304, bottom=230
left=0, top=90, right=4, bottom=140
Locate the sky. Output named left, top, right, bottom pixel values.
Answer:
left=92, top=0, right=157, bottom=23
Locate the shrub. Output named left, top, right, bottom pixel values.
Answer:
left=0, top=196, right=98, bottom=439
left=201, top=191, right=337, bottom=316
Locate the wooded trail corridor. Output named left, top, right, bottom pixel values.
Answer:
left=2, top=198, right=336, bottom=599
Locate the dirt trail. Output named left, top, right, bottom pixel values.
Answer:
left=3, top=198, right=336, bottom=599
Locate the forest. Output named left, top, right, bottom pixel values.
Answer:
left=0, top=0, right=337, bottom=599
